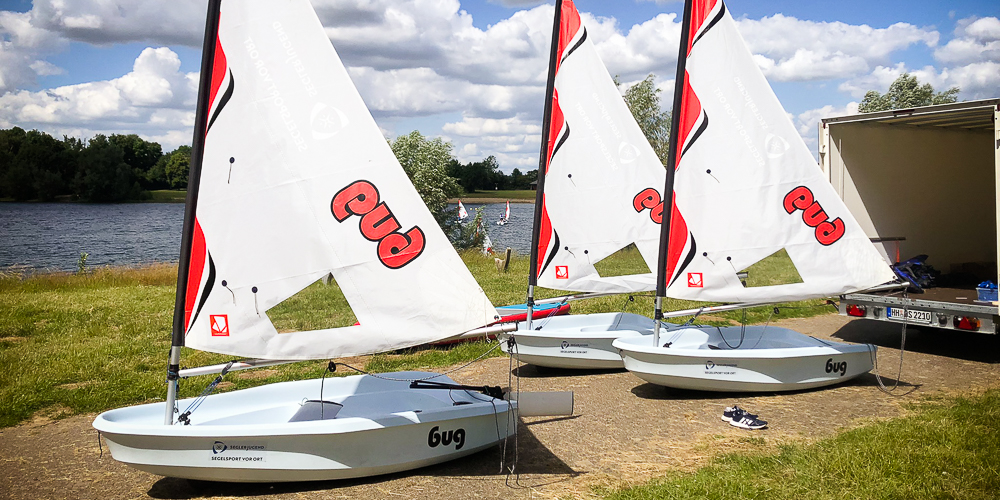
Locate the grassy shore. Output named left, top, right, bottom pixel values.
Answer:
left=450, top=189, right=536, bottom=202
left=2, top=253, right=997, bottom=498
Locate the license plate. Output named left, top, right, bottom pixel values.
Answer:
left=886, top=307, right=932, bottom=324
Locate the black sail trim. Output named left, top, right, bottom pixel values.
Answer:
left=668, top=234, right=698, bottom=288
left=188, top=253, right=216, bottom=332
left=560, top=28, right=588, bottom=65
left=206, top=70, right=235, bottom=134
left=538, top=231, right=561, bottom=278
left=681, top=112, right=709, bottom=157
left=690, top=1, right=727, bottom=49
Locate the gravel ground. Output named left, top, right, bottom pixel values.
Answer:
left=2, top=314, right=998, bottom=500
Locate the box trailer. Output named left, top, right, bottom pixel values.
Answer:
left=819, top=99, right=1000, bottom=333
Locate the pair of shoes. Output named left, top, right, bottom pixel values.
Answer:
left=721, top=405, right=767, bottom=430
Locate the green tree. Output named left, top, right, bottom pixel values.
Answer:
left=620, top=74, right=671, bottom=164
left=389, top=131, right=461, bottom=221
left=75, top=134, right=142, bottom=202
left=109, top=134, right=163, bottom=189
left=5, top=130, right=69, bottom=201
left=858, top=73, right=960, bottom=113
left=163, top=146, right=192, bottom=189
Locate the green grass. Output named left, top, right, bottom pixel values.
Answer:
left=452, top=189, right=536, bottom=200
left=600, top=390, right=1000, bottom=500
left=148, top=190, right=187, bottom=202
left=0, top=251, right=832, bottom=427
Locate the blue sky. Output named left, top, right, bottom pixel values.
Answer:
left=1, top=0, right=997, bottom=171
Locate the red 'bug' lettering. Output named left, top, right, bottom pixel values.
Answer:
left=332, top=180, right=379, bottom=221
left=360, top=203, right=401, bottom=241
left=332, top=180, right=426, bottom=268
left=633, top=188, right=664, bottom=224
left=378, top=227, right=425, bottom=269
left=782, top=186, right=844, bottom=246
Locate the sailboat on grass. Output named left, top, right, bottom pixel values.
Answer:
left=612, top=0, right=896, bottom=392
left=92, top=0, right=569, bottom=482
left=503, top=0, right=682, bottom=369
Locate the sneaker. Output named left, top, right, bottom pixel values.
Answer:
left=729, top=413, right=767, bottom=430
left=721, top=405, right=757, bottom=423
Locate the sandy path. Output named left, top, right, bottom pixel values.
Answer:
left=2, top=314, right=998, bottom=500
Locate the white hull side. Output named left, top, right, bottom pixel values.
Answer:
left=613, top=326, right=875, bottom=392
left=93, top=372, right=514, bottom=482
left=502, top=313, right=668, bottom=369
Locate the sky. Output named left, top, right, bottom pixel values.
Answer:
left=0, top=0, right=998, bottom=173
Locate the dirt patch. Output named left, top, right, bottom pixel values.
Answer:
left=1, top=314, right=998, bottom=500
left=234, top=369, right=278, bottom=380
left=56, top=381, right=98, bottom=390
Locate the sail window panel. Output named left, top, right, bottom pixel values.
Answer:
left=594, top=243, right=653, bottom=278
left=737, top=248, right=804, bottom=288
left=267, top=274, right=357, bottom=333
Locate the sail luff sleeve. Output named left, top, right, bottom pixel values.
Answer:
left=528, top=0, right=564, bottom=289
left=170, top=0, right=223, bottom=351
left=655, top=0, right=695, bottom=300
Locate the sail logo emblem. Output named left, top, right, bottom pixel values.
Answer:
left=632, top=188, right=663, bottom=224
left=783, top=186, right=845, bottom=246
left=555, top=266, right=569, bottom=279
left=687, top=273, right=703, bottom=287
left=332, top=180, right=426, bottom=269
left=212, top=441, right=228, bottom=454
left=210, top=315, right=229, bottom=336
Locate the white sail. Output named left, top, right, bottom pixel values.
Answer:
left=662, top=0, right=895, bottom=302
left=181, top=0, right=497, bottom=359
left=533, top=0, right=665, bottom=294
left=503, top=201, right=511, bottom=221
left=457, top=200, right=468, bottom=220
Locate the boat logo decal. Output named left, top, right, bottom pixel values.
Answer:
left=705, top=360, right=737, bottom=375
left=555, top=265, right=569, bottom=279
left=210, top=314, right=229, bottom=336
left=332, top=180, right=426, bottom=269
left=705, top=360, right=715, bottom=369
left=825, top=358, right=847, bottom=376
left=209, top=441, right=267, bottom=462
left=782, top=186, right=845, bottom=246
left=632, top=188, right=663, bottom=224
left=687, top=273, right=703, bottom=288
left=428, top=426, right=465, bottom=450
left=212, top=441, right=227, bottom=454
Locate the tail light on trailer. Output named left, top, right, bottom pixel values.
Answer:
left=953, top=316, right=981, bottom=331
left=846, top=304, right=867, bottom=317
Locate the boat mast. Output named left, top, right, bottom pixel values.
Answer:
left=164, top=0, right=223, bottom=425
left=525, top=0, right=564, bottom=331
left=653, top=0, right=694, bottom=347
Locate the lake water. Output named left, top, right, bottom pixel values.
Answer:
left=0, top=201, right=534, bottom=272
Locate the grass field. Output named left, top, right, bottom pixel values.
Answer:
left=451, top=189, right=536, bottom=201
left=147, top=190, right=187, bottom=202
left=2, top=252, right=997, bottom=498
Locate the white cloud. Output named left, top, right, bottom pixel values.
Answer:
left=934, top=16, right=1000, bottom=65
left=737, top=15, right=938, bottom=82
left=0, top=47, right=197, bottom=150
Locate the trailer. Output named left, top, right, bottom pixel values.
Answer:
left=819, top=99, right=1000, bottom=334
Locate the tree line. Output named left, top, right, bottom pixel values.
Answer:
left=0, top=127, right=191, bottom=202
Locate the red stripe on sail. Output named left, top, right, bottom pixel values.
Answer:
left=675, top=74, right=702, bottom=168
left=536, top=196, right=553, bottom=277
left=664, top=195, right=690, bottom=284
left=558, top=0, right=583, bottom=71
left=687, top=0, right=719, bottom=54
left=184, top=218, right=208, bottom=332
left=206, top=31, right=228, bottom=130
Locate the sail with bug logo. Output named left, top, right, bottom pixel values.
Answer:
left=657, top=0, right=894, bottom=302
left=180, top=0, right=497, bottom=359
left=532, top=0, right=666, bottom=294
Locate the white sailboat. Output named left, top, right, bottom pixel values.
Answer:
left=496, top=200, right=511, bottom=225
left=92, top=0, right=528, bottom=482
left=503, top=0, right=674, bottom=369
left=457, top=200, right=469, bottom=220
left=613, top=0, right=896, bottom=392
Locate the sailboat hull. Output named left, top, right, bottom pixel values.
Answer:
left=502, top=313, right=668, bottom=369
left=93, top=372, right=515, bottom=482
left=613, top=327, right=875, bottom=392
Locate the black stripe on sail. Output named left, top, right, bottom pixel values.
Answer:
left=668, top=234, right=698, bottom=288
left=550, top=123, right=571, bottom=161
left=681, top=112, right=709, bottom=157
left=206, top=70, right=235, bottom=134
left=538, top=231, right=561, bottom=278
left=560, top=28, right=588, bottom=66
left=690, top=1, right=727, bottom=49
left=189, top=253, right=216, bottom=332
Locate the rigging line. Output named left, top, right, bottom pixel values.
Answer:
left=873, top=291, right=909, bottom=395
left=178, top=360, right=234, bottom=424
left=335, top=339, right=504, bottom=382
